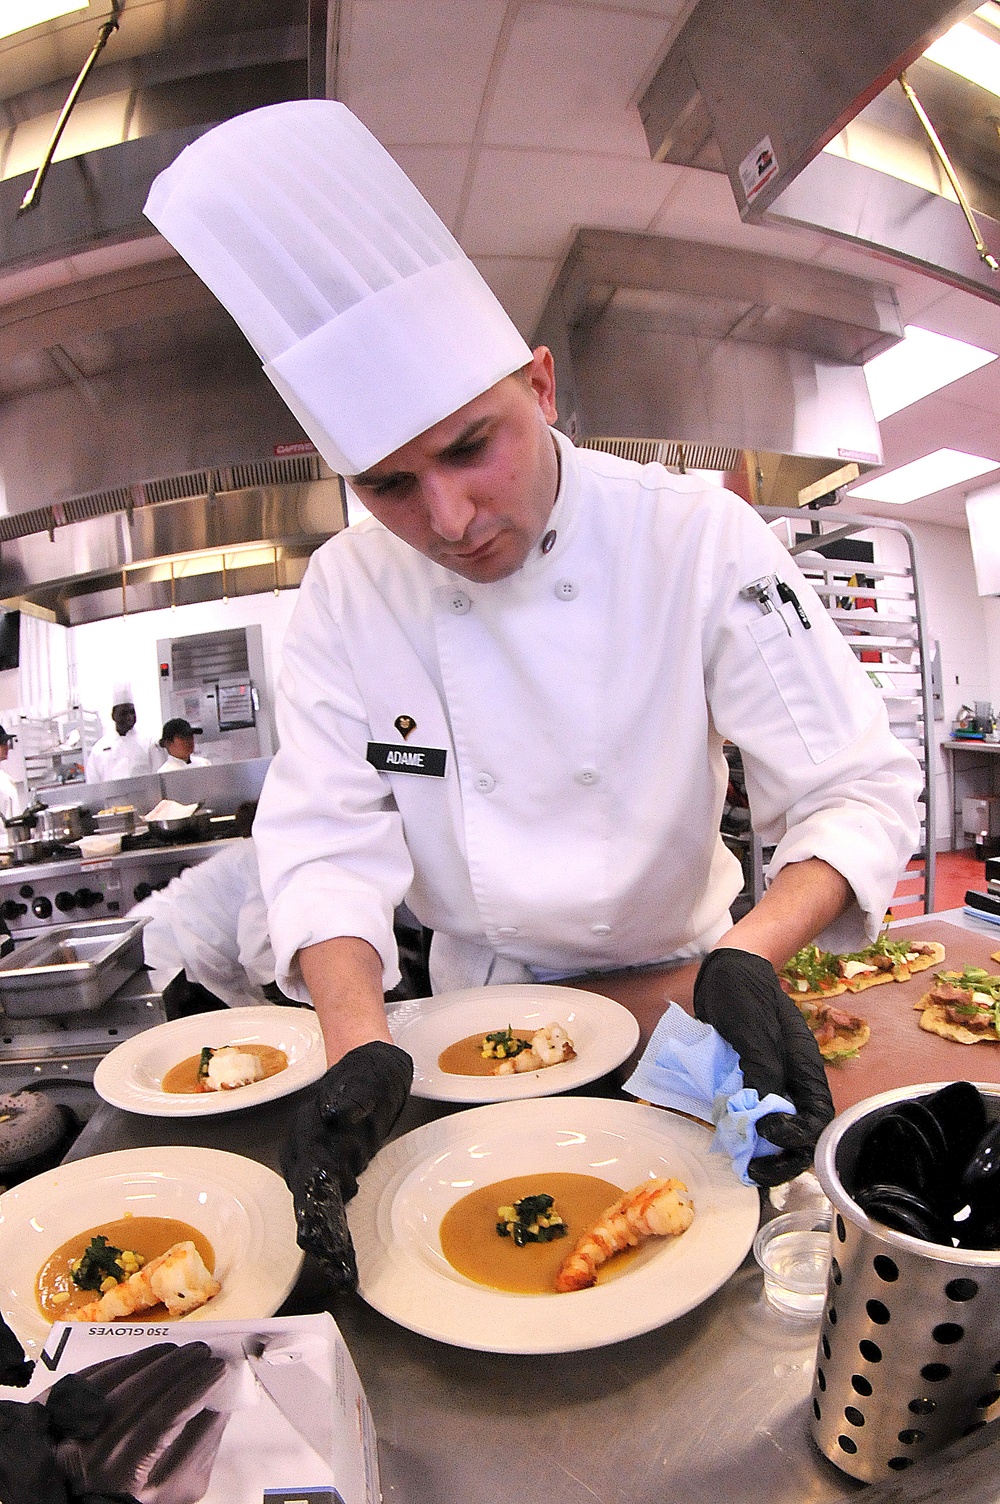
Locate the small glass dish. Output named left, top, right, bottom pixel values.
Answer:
left=753, top=1209, right=832, bottom=1318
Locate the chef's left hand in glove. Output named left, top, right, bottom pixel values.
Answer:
left=0, top=1331, right=227, bottom=1504
left=281, top=1040, right=413, bottom=1290
left=693, top=947, right=834, bottom=1188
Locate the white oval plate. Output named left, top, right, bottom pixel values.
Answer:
left=0, top=1146, right=303, bottom=1356
left=93, top=1005, right=326, bottom=1116
left=348, top=1096, right=758, bottom=1354
left=387, top=984, right=640, bottom=1103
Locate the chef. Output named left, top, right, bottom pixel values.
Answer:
left=157, top=717, right=210, bottom=772
left=85, top=685, right=156, bottom=783
left=145, top=101, right=922, bottom=1286
left=0, top=725, right=22, bottom=825
left=132, top=805, right=273, bottom=1013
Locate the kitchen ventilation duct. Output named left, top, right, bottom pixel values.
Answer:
left=533, top=230, right=900, bottom=506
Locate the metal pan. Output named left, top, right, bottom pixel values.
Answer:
left=146, top=808, right=213, bottom=841
left=0, top=918, right=147, bottom=1016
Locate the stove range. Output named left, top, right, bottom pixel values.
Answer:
left=0, top=826, right=238, bottom=932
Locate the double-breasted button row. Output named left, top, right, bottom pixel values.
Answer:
left=474, top=769, right=600, bottom=793
left=446, top=584, right=578, bottom=612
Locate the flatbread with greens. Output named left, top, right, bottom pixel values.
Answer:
left=916, top=967, right=1000, bottom=1046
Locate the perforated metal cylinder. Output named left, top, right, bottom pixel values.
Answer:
left=812, top=1083, right=1000, bottom=1481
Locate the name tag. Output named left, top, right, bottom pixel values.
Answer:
left=367, top=742, right=447, bottom=778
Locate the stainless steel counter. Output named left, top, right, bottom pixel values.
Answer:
left=69, top=1090, right=857, bottom=1503
left=64, top=907, right=997, bottom=1504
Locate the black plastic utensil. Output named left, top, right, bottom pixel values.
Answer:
left=922, top=1081, right=988, bottom=1175
left=962, top=1120, right=1000, bottom=1188
left=855, top=1183, right=949, bottom=1244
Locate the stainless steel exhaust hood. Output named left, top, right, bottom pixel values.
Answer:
left=637, top=0, right=1000, bottom=303
left=0, top=458, right=345, bottom=625
left=533, top=229, right=900, bottom=505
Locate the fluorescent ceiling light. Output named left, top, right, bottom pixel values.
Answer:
left=863, top=325, right=997, bottom=420
left=849, top=449, right=1000, bottom=504
left=0, top=0, right=87, bottom=40
left=0, top=0, right=88, bottom=40
left=924, top=19, right=1000, bottom=97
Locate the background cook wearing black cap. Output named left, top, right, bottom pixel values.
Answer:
left=145, top=101, right=923, bottom=1290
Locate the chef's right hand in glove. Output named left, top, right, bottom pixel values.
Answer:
left=280, top=1040, right=413, bottom=1290
left=693, top=947, right=835, bottom=1187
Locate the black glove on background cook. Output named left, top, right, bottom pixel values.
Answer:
left=281, top=1040, right=413, bottom=1290
left=693, top=947, right=835, bottom=1188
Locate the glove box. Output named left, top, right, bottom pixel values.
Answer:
left=0, top=918, right=147, bottom=1017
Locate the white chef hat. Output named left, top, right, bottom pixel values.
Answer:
left=143, top=101, right=533, bottom=475
left=110, top=681, right=133, bottom=707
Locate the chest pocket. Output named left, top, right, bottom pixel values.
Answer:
left=747, top=607, right=881, bottom=765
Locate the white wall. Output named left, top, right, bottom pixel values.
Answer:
left=69, top=589, right=300, bottom=747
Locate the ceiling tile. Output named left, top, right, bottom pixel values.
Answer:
left=482, top=2, right=672, bottom=156
left=460, top=147, right=680, bottom=257
left=387, top=145, right=471, bottom=230
left=340, top=0, right=507, bottom=145
left=471, top=255, right=559, bottom=336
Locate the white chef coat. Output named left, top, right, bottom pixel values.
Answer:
left=132, top=840, right=273, bottom=1008
left=86, top=727, right=156, bottom=783
left=159, top=752, right=211, bottom=772
left=255, top=432, right=923, bottom=1000
left=0, top=767, right=21, bottom=824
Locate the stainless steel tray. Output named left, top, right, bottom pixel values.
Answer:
left=0, top=918, right=147, bottom=1017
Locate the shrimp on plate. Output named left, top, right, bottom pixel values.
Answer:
left=554, top=1177, right=694, bottom=1293
left=68, top=1241, right=220, bottom=1321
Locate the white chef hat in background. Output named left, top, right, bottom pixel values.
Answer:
left=110, top=680, right=133, bottom=706
left=143, top=100, right=533, bottom=476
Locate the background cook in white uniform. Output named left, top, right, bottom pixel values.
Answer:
left=132, top=839, right=275, bottom=1009
left=86, top=689, right=156, bottom=783
left=257, top=431, right=922, bottom=1001
left=0, top=724, right=22, bottom=827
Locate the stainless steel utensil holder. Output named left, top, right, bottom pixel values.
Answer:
left=812, top=1083, right=1000, bottom=1481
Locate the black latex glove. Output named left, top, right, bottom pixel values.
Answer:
left=280, top=1040, right=413, bottom=1290
left=693, top=948, right=835, bottom=1188
left=0, top=1394, right=72, bottom=1504
left=52, top=1343, right=228, bottom=1504
left=0, top=1311, right=34, bottom=1389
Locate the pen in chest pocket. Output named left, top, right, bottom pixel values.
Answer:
left=740, top=574, right=811, bottom=633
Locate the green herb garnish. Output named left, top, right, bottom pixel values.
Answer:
left=71, top=1235, right=125, bottom=1291
left=496, top=1193, right=568, bottom=1247
left=482, top=1026, right=532, bottom=1061
left=196, top=1046, right=215, bottom=1082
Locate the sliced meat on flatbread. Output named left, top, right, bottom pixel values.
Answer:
left=915, top=968, right=1000, bottom=1046
left=779, top=944, right=848, bottom=1003
left=839, top=937, right=946, bottom=991
left=796, top=997, right=870, bottom=1060
left=900, top=940, right=947, bottom=975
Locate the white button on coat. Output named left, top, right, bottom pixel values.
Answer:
left=475, top=773, right=496, bottom=793
left=554, top=578, right=578, bottom=601
left=575, top=767, right=599, bottom=786
left=448, top=590, right=472, bottom=615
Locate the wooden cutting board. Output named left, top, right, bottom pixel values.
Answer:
left=559, top=922, right=1000, bottom=1113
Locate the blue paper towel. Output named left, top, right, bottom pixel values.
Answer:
left=622, top=1003, right=796, bottom=1185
